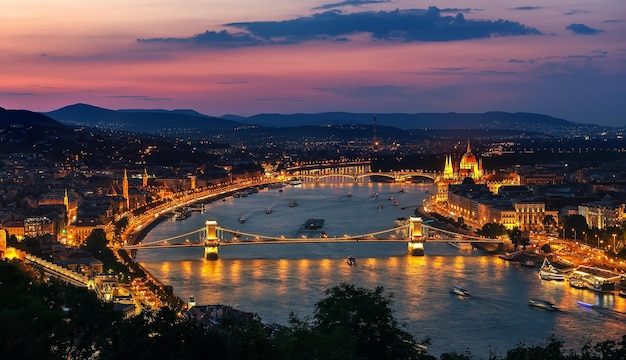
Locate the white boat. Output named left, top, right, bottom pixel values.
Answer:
left=289, top=179, right=302, bottom=186
left=569, top=277, right=587, bottom=289
left=239, top=216, right=245, bottom=224
left=265, top=208, right=272, bottom=214
left=450, top=285, right=470, bottom=298
left=528, top=299, right=559, bottom=311
left=538, top=258, right=566, bottom=281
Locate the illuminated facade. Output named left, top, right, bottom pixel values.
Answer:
left=579, top=201, right=625, bottom=229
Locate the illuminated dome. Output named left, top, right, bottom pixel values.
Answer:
left=459, top=141, right=478, bottom=170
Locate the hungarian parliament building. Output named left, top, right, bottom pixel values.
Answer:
left=435, top=141, right=557, bottom=233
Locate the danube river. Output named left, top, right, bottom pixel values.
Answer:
left=136, top=182, right=626, bottom=358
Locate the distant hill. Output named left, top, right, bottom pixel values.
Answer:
left=42, top=104, right=613, bottom=137
left=235, top=111, right=607, bottom=136
left=44, top=103, right=246, bottom=133
left=0, top=107, right=67, bottom=129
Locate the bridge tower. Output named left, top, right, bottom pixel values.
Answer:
left=407, top=216, right=425, bottom=256
left=204, top=220, right=219, bottom=260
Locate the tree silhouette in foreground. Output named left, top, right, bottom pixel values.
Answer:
left=276, top=282, right=428, bottom=360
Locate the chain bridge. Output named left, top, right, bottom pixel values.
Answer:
left=122, top=217, right=504, bottom=259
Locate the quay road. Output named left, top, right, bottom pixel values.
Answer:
left=120, top=176, right=284, bottom=247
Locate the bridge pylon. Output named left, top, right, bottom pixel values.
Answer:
left=204, top=220, right=219, bottom=260
left=408, top=216, right=425, bottom=256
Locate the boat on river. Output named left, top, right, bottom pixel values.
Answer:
left=289, top=202, right=297, bottom=208
left=173, top=208, right=191, bottom=221
left=305, top=218, right=324, bottom=229
left=450, top=285, right=470, bottom=298
left=289, top=179, right=303, bottom=186
left=265, top=208, right=272, bottom=215
left=538, top=258, right=566, bottom=281
left=187, top=204, right=204, bottom=212
left=528, top=299, right=559, bottom=311
left=347, top=255, right=356, bottom=266
left=569, top=277, right=587, bottom=289
left=239, top=216, right=246, bottom=224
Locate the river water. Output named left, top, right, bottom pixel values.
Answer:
left=136, top=182, right=626, bottom=358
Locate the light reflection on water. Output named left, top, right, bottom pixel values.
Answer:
left=137, top=183, right=626, bottom=358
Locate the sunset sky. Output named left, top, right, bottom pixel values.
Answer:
left=1, top=0, right=625, bottom=126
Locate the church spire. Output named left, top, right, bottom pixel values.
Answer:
left=466, top=139, right=471, bottom=154
left=64, top=188, right=69, bottom=214
left=444, top=155, right=454, bottom=179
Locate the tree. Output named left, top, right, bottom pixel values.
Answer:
left=479, top=223, right=507, bottom=239
left=542, top=215, right=557, bottom=234
left=562, top=215, right=588, bottom=239
left=509, top=227, right=523, bottom=249
left=278, top=283, right=429, bottom=360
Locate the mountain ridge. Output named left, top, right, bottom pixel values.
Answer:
left=39, top=103, right=614, bottom=137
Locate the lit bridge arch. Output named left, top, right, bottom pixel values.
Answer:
left=121, top=218, right=504, bottom=260
left=285, top=163, right=439, bottom=183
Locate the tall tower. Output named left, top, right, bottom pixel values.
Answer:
left=123, top=169, right=130, bottom=210
left=142, top=167, right=148, bottom=188
left=372, top=115, right=379, bottom=152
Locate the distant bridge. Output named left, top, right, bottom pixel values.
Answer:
left=122, top=217, right=504, bottom=259
left=285, top=162, right=440, bottom=183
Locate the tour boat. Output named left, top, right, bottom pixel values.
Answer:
left=450, top=285, right=471, bottom=298
left=538, top=258, right=566, bottom=281
left=289, top=179, right=303, bottom=186
left=528, top=299, right=559, bottom=311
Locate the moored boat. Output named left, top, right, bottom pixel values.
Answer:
left=538, top=258, right=566, bottom=281
left=619, top=290, right=626, bottom=298
left=173, top=208, right=191, bottom=221
left=289, top=179, right=303, bottom=186
left=187, top=203, right=204, bottom=212
left=528, top=299, right=559, bottom=311
left=569, top=277, right=587, bottom=289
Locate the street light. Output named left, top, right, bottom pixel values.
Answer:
left=595, top=234, right=599, bottom=249
left=572, top=228, right=576, bottom=241
left=612, top=233, right=617, bottom=253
